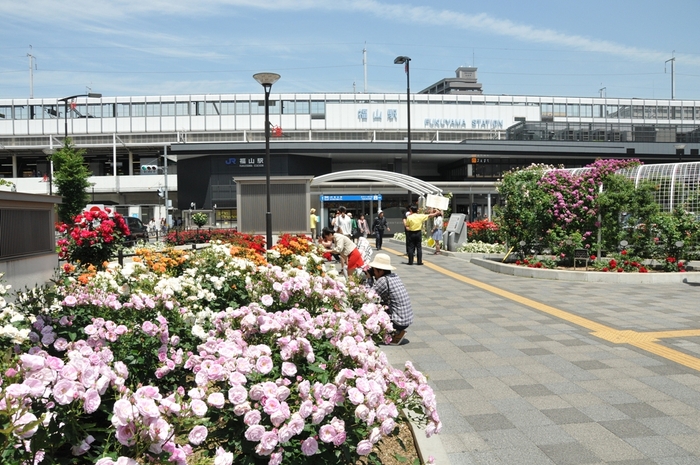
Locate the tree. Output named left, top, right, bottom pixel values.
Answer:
left=51, top=139, right=91, bottom=223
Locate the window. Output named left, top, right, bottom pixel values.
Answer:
left=541, top=103, right=553, bottom=119
left=632, top=106, right=644, bottom=118
left=0, top=106, right=10, bottom=119
left=132, top=103, right=145, bottom=117
left=146, top=103, right=160, bottom=117
left=657, top=106, right=668, bottom=118
left=310, top=101, right=325, bottom=116
left=192, top=102, right=205, bottom=116
left=252, top=100, right=278, bottom=115
left=220, top=101, right=236, bottom=115
left=175, top=102, right=189, bottom=116
left=117, top=103, right=131, bottom=117
left=206, top=102, right=220, bottom=115
left=566, top=104, right=579, bottom=117
left=671, top=107, right=681, bottom=119
left=683, top=107, right=693, bottom=119
left=161, top=103, right=175, bottom=116
left=593, top=105, right=604, bottom=118
left=553, top=104, right=566, bottom=117
left=235, top=102, right=250, bottom=114
left=580, top=105, right=592, bottom=117
left=14, top=106, right=29, bottom=120
left=606, top=105, right=619, bottom=118
left=295, top=101, right=309, bottom=114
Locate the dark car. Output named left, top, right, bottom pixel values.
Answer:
left=125, top=217, right=148, bottom=243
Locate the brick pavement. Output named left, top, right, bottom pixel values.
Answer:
left=379, top=243, right=700, bottom=465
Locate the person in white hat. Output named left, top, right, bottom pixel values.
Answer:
left=366, top=253, right=413, bottom=345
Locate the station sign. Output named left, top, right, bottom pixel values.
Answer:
left=321, top=194, right=382, bottom=202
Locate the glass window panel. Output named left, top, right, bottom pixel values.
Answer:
left=221, top=101, right=235, bottom=115
left=206, top=102, right=220, bottom=115
left=311, top=101, right=325, bottom=115
left=566, top=104, right=579, bottom=117
left=236, top=102, right=250, bottom=114
left=657, top=106, right=668, bottom=118
left=88, top=104, right=102, bottom=118
left=192, top=102, right=205, bottom=116
left=683, top=107, right=693, bottom=119
left=146, top=103, right=160, bottom=116
left=161, top=103, right=175, bottom=116
left=132, top=103, right=145, bottom=116
left=695, top=107, right=700, bottom=119
left=632, top=105, right=644, bottom=118
left=593, top=105, right=604, bottom=117
left=282, top=101, right=295, bottom=114
left=606, top=105, right=619, bottom=117
left=295, top=101, right=309, bottom=114
left=117, top=103, right=131, bottom=117
left=252, top=100, right=279, bottom=115
left=175, top=102, right=189, bottom=116
left=102, top=104, right=114, bottom=118
left=553, top=104, right=566, bottom=117
left=580, top=105, right=592, bottom=117
left=672, top=107, right=681, bottom=119
left=0, top=106, right=10, bottom=119
left=14, top=105, right=28, bottom=119
left=541, top=103, right=553, bottom=118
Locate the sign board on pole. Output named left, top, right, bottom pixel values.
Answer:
left=426, top=194, right=449, bottom=210
left=321, top=194, right=382, bottom=202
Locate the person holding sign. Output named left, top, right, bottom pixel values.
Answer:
left=403, top=205, right=441, bottom=265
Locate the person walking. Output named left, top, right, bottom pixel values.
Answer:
left=371, top=210, right=390, bottom=250
left=365, top=253, right=413, bottom=345
left=431, top=209, right=444, bottom=255
left=358, top=213, right=370, bottom=238
left=403, top=205, right=440, bottom=265
left=309, top=208, right=318, bottom=238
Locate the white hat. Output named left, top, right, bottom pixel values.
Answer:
left=368, top=253, right=395, bottom=271
left=377, top=209, right=383, bottom=214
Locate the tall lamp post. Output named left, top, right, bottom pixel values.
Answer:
left=394, top=56, right=412, bottom=205
left=57, top=93, right=102, bottom=140
left=253, top=72, right=281, bottom=249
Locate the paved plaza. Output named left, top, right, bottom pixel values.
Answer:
left=380, top=242, right=700, bottom=465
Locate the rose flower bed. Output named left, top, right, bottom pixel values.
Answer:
left=0, top=233, right=440, bottom=465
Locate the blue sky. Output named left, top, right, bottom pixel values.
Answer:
left=1, top=0, right=699, bottom=100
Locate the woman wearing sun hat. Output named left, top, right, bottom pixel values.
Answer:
left=366, top=253, right=413, bottom=345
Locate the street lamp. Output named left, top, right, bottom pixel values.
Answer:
left=253, top=72, right=281, bottom=249
left=42, top=147, right=54, bottom=196
left=58, top=93, right=102, bottom=140
left=394, top=55, right=412, bottom=205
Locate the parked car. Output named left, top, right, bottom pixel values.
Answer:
left=125, top=216, right=148, bottom=243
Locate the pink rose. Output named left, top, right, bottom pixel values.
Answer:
left=245, top=424, right=265, bottom=442
left=83, top=388, right=101, bottom=414
left=356, top=439, right=373, bottom=456
left=300, top=437, right=318, bottom=456
left=207, top=392, right=226, bottom=409
left=188, top=425, right=208, bottom=445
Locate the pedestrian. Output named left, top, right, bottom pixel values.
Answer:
left=148, top=218, right=156, bottom=234
left=320, top=227, right=364, bottom=277
left=403, top=205, right=440, bottom=265
left=365, top=253, right=413, bottom=345
left=349, top=212, right=360, bottom=243
left=431, top=209, right=444, bottom=255
left=334, top=206, right=353, bottom=237
left=371, top=210, right=390, bottom=250
left=309, top=208, right=318, bottom=238
left=160, top=218, right=167, bottom=235
left=358, top=213, right=370, bottom=238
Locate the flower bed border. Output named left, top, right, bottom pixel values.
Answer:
left=471, top=257, right=698, bottom=283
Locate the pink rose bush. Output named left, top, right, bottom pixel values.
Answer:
left=0, top=241, right=440, bottom=464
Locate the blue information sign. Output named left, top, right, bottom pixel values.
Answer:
left=321, top=194, right=382, bottom=202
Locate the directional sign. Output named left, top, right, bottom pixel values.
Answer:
left=321, top=194, right=382, bottom=202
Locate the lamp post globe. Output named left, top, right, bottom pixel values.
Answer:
left=253, top=73, right=281, bottom=249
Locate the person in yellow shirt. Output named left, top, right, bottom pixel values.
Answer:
left=402, top=205, right=440, bottom=265
left=309, top=208, right=318, bottom=238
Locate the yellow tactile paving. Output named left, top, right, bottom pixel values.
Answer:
left=385, top=248, right=700, bottom=372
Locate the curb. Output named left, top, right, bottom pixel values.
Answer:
left=470, top=257, right=699, bottom=283
left=404, top=409, right=450, bottom=464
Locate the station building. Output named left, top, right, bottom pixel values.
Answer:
left=1, top=68, right=699, bottom=228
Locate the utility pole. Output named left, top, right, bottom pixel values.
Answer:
left=27, top=46, right=35, bottom=98
left=363, top=44, right=367, bottom=93
left=665, top=52, right=676, bottom=100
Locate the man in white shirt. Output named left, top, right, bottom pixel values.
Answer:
left=335, top=206, right=353, bottom=237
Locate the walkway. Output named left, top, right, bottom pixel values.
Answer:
left=379, top=242, right=700, bottom=465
